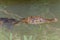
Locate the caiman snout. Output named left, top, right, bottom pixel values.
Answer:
left=53, top=18, right=58, bottom=22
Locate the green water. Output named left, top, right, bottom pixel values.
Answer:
left=0, top=0, right=60, bottom=40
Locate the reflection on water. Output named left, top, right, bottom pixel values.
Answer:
left=0, top=2, right=60, bottom=40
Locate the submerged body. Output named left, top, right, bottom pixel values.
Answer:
left=0, top=16, right=58, bottom=27
left=0, top=18, right=18, bottom=25
left=0, top=18, right=19, bottom=30
left=0, top=16, right=58, bottom=30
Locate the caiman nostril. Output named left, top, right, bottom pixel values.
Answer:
left=54, top=18, right=58, bottom=22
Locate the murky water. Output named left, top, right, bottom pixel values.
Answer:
left=0, top=1, right=60, bottom=40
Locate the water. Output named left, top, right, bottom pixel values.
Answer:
left=0, top=1, right=60, bottom=40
